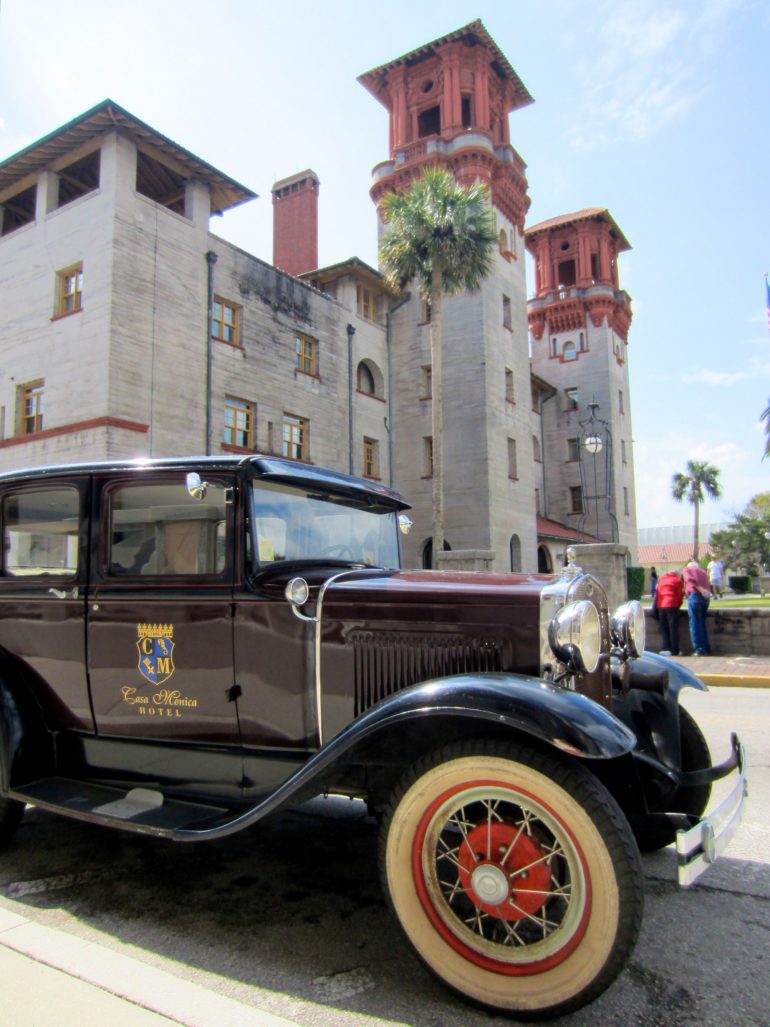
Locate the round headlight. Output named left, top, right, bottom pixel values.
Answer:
left=611, top=600, right=646, bottom=658
left=548, top=599, right=601, bottom=674
left=285, top=577, right=310, bottom=607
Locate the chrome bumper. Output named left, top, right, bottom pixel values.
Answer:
left=676, top=734, right=748, bottom=887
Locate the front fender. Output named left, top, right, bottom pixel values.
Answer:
left=173, top=672, right=636, bottom=841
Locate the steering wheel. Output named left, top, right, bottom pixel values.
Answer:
left=322, top=544, right=356, bottom=559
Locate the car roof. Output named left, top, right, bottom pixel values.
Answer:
left=0, top=454, right=411, bottom=511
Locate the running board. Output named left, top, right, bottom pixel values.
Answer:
left=9, top=778, right=238, bottom=838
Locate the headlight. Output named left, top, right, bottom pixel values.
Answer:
left=611, top=600, right=646, bottom=658
left=548, top=599, right=601, bottom=674
left=285, top=577, right=310, bottom=606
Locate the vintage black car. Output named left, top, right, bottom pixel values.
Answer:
left=0, top=455, right=746, bottom=1018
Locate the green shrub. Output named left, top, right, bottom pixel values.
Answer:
left=627, top=566, right=645, bottom=600
left=728, top=575, right=751, bottom=594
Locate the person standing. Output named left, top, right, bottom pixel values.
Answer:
left=683, top=559, right=712, bottom=655
left=707, top=556, right=725, bottom=599
left=654, top=570, right=684, bottom=656
left=649, top=566, right=658, bottom=599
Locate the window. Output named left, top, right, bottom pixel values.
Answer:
left=565, top=387, right=579, bottom=411
left=551, top=337, right=558, bottom=357
left=2, top=487, right=79, bottom=577
left=282, top=414, right=308, bottom=461
left=356, top=285, right=378, bottom=323
left=461, top=94, right=473, bottom=128
left=499, top=229, right=507, bottom=254
left=423, top=436, right=433, bottom=477
left=422, top=365, right=432, bottom=399
left=618, top=389, right=624, bottom=414
left=535, top=488, right=542, bottom=515
left=108, top=480, right=228, bottom=576
left=567, top=437, right=579, bottom=462
left=562, top=341, right=577, bottom=361
left=621, top=439, right=627, bottom=465
left=505, top=368, right=515, bottom=403
left=557, top=259, right=576, bottom=287
left=211, top=297, right=240, bottom=346
left=1, top=184, right=36, bottom=236
left=508, top=438, right=518, bottom=479
left=19, top=381, right=44, bottom=435
left=56, top=264, right=83, bottom=317
left=294, top=332, right=318, bottom=376
left=363, top=437, right=379, bottom=479
left=223, top=397, right=255, bottom=449
left=570, top=486, right=583, bottom=514
left=510, top=534, right=522, bottom=572
left=624, top=486, right=630, bottom=516
left=417, top=105, right=440, bottom=138
left=532, top=435, right=541, bottom=462
left=357, top=362, right=376, bottom=395
left=502, top=294, right=512, bottom=329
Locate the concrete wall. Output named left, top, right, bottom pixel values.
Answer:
left=645, top=607, right=770, bottom=656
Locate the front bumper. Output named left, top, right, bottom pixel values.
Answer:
left=676, top=733, right=747, bottom=886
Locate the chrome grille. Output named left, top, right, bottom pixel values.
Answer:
left=349, top=630, right=506, bottom=716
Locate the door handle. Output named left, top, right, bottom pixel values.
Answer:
left=48, top=587, right=80, bottom=599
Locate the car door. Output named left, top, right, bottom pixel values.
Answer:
left=86, top=470, right=240, bottom=744
left=0, top=476, right=91, bottom=731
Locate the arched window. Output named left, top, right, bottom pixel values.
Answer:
left=510, top=534, right=522, bottom=572
left=357, top=361, right=375, bottom=395
left=562, top=341, right=577, bottom=361
left=422, top=538, right=451, bottom=569
left=499, top=229, right=507, bottom=254
left=537, top=545, right=552, bottom=573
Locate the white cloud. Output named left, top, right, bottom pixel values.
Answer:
left=565, top=0, right=746, bottom=148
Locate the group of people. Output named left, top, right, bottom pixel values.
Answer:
left=649, top=557, right=724, bottom=657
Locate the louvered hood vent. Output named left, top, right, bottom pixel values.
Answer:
left=349, top=630, right=508, bottom=716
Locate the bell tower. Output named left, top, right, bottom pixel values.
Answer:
left=526, top=210, right=637, bottom=549
left=359, top=22, right=541, bottom=570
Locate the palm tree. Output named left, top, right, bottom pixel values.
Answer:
left=761, top=400, right=770, bottom=460
left=672, top=460, right=723, bottom=562
left=378, top=167, right=497, bottom=567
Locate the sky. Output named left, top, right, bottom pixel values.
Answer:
left=0, top=0, right=768, bottom=530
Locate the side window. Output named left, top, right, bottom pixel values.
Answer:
left=107, top=480, right=228, bottom=577
left=2, top=487, right=80, bottom=578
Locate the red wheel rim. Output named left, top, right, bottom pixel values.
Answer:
left=411, top=779, right=592, bottom=975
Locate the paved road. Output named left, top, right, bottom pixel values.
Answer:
left=0, top=686, right=767, bottom=1026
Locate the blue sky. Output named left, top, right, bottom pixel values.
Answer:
left=1, top=0, right=768, bottom=529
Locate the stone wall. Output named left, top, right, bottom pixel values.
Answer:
left=644, top=607, right=770, bottom=656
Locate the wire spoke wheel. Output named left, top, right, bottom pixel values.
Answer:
left=381, top=741, right=643, bottom=1018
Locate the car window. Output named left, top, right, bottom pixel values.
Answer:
left=107, top=480, right=229, bottom=577
left=1, top=487, right=80, bottom=578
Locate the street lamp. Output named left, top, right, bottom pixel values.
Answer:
left=577, top=401, right=618, bottom=542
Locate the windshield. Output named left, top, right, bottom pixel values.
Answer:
left=250, top=481, right=401, bottom=569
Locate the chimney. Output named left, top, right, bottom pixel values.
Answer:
left=271, top=169, right=320, bottom=276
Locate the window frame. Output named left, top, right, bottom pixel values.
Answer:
left=55, top=263, right=83, bottom=318
left=294, top=332, right=318, bottom=377
left=363, top=437, right=380, bottom=479
left=211, top=296, right=241, bottom=347
left=282, top=413, right=308, bottom=461
left=19, top=380, right=44, bottom=435
left=223, top=396, right=255, bottom=450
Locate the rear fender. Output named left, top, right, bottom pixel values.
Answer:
left=174, top=672, right=636, bottom=841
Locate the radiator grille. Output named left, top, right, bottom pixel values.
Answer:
left=349, top=630, right=506, bottom=716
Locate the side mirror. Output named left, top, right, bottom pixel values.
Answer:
left=186, top=472, right=209, bottom=501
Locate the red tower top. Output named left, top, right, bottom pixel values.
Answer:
left=272, top=169, right=320, bottom=277
left=525, top=209, right=633, bottom=342
left=359, top=20, right=533, bottom=230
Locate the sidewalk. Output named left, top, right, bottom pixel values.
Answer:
left=667, top=653, right=770, bottom=687
left=0, top=907, right=298, bottom=1027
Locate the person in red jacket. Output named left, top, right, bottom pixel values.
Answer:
left=654, top=571, right=684, bottom=655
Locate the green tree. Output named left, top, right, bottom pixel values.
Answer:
left=379, top=167, right=497, bottom=567
left=672, top=459, right=722, bottom=562
left=711, top=492, right=770, bottom=575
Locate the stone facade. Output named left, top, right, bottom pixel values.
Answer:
left=0, top=22, right=639, bottom=574
left=645, top=607, right=770, bottom=657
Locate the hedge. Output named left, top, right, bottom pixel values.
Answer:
left=728, top=575, right=751, bottom=594
left=627, top=566, right=645, bottom=600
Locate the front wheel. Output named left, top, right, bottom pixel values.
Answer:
left=380, top=740, right=644, bottom=1019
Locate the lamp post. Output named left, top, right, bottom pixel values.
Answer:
left=577, top=401, right=618, bottom=542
